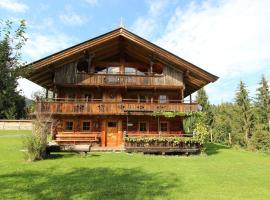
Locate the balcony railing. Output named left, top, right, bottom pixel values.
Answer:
left=54, top=73, right=183, bottom=88
left=35, top=99, right=198, bottom=115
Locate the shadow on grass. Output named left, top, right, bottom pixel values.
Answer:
left=0, top=167, right=180, bottom=200
left=205, top=143, right=230, bottom=156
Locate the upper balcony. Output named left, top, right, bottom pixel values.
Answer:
left=54, top=73, right=183, bottom=89
left=54, top=64, right=184, bottom=89
left=34, top=99, right=198, bottom=116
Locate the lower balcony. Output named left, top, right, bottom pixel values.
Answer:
left=35, top=100, right=198, bottom=115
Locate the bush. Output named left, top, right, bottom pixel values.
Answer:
left=23, top=133, right=47, bottom=161
left=249, top=130, right=270, bottom=152
left=22, top=116, right=51, bottom=161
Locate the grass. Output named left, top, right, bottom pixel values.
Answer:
left=0, top=129, right=31, bottom=134
left=0, top=134, right=270, bottom=200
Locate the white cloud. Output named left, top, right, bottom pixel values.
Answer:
left=59, top=5, right=86, bottom=26
left=0, top=0, right=28, bottom=12
left=131, top=0, right=170, bottom=38
left=156, top=0, right=270, bottom=77
left=19, top=18, right=76, bottom=97
left=23, top=33, right=73, bottom=62
left=17, top=78, right=42, bottom=99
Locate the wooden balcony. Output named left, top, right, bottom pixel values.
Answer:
left=35, top=100, right=198, bottom=115
left=54, top=73, right=183, bottom=89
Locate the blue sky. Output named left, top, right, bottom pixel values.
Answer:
left=1, top=0, right=270, bottom=104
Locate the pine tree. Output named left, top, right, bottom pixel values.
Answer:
left=254, top=75, right=270, bottom=131
left=0, top=20, right=27, bottom=119
left=235, top=81, right=254, bottom=145
left=196, top=88, right=213, bottom=128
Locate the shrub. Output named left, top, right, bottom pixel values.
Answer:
left=23, top=132, right=47, bottom=161
left=194, top=122, right=209, bottom=145
left=22, top=114, right=51, bottom=161
left=249, top=130, right=270, bottom=152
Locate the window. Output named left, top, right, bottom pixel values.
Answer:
left=77, top=60, right=89, bottom=73
left=125, top=67, right=137, bottom=75
left=139, top=95, right=147, bottom=103
left=82, top=122, right=90, bottom=131
left=160, top=122, right=168, bottom=132
left=107, top=67, right=120, bottom=74
left=65, top=121, right=73, bottom=131
left=159, top=95, right=167, bottom=103
left=108, top=122, right=117, bottom=127
left=85, top=94, right=92, bottom=101
left=139, top=122, right=147, bottom=132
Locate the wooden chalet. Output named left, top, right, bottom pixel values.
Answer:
left=25, top=27, right=218, bottom=154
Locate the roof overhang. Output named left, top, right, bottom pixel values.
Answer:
left=24, top=27, right=218, bottom=97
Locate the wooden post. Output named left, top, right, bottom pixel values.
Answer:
left=88, top=53, right=95, bottom=73
left=210, top=129, right=213, bottom=142
left=117, top=120, right=122, bottom=147
left=46, top=89, right=48, bottom=100
left=126, top=115, right=129, bottom=135
left=101, top=120, right=106, bottom=147
left=150, top=60, right=153, bottom=74
left=158, top=116, right=160, bottom=135
left=181, top=89, right=184, bottom=103
left=228, top=132, right=232, bottom=145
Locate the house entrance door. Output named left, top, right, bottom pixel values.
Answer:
left=106, top=121, right=118, bottom=147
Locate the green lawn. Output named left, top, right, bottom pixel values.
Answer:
left=0, top=134, right=270, bottom=200
left=0, top=129, right=31, bottom=134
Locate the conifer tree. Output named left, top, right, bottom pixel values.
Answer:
left=235, top=81, right=254, bottom=145
left=196, top=88, right=213, bottom=128
left=254, top=75, right=270, bottom=131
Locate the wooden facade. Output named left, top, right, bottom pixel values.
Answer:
left=25, top=27, right=218, bottom=153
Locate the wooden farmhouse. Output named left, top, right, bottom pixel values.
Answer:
left=26, top=27, right=218, bottom=153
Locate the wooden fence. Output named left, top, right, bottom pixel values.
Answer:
left=0, top=120, right=33, bottom=130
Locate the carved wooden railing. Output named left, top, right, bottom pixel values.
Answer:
left=55, top=73, right=183, bottom=88
left=35, top=100, right=198, bottom=115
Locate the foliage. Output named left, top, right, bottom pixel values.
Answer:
left=235, top=81, right=255, bottom=146
left=22, top=112, right=52, bottom=161
left=193, top=122, right=209, bottom=145
left=196, top=88, right=214, bottom=127
left=249, top=130, right=270, bottom=152
left=125, top=136, right=200, bottom=144
left=152, top=110, right=203, bottom=118
left=0, top=19, right=29, bottom=119
left=211, top=103, right=234, bottom=145
left=254, top=75, right=270, bottom=131
left=125, top=121, right=208, bottom=145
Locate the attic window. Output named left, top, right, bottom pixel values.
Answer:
left=77, top=60, right=89, bottom=73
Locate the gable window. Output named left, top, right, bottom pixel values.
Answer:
left=160, top=122, right=169, bottom=132
left=77, top=60, right=89, bottom=73
left=82, top=121, right=91, bottom=131
left=159, top=95, right=167, bottom=103
left=125, top=67, right=137, bottom=75
left=65, top=121, right=73, bottom=131
left=139, top=122, right=148, bottom=132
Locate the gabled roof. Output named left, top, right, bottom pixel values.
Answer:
left=25, top=27, right=218, bottom=96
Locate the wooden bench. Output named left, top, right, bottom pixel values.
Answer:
left=55, top=133, right=100, bottom=144
left=46, top=143, right=91, bottom=155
